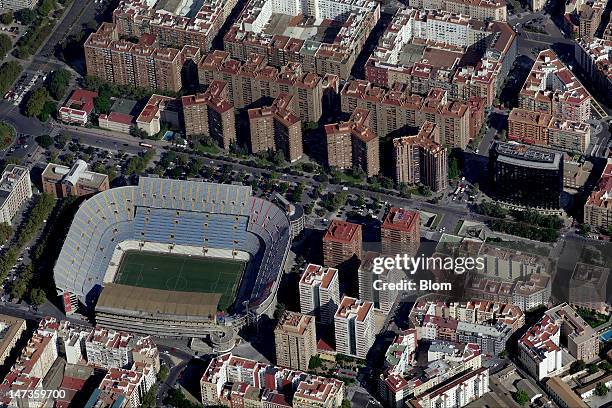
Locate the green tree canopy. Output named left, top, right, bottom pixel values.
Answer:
left=47, top=69, right=71, bottom=100
left=15, top=9, right=36, bottom=25
left=35, top=135, right=54, bottom=148
left=0, top=13, right=13, bottom=25
left=24, top=87, right=49, bottom=118
left=513, top=390, right=529, bottom=406
left=0, top=33, right=12, bottom=59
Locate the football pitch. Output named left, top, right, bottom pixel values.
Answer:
left=115, top=251, right=245, bottom=311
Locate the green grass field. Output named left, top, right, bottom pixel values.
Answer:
left=115, top=251, right=245, bottom=311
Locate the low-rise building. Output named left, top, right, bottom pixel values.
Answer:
left=406, top=367, right=489, bottom=408
left=545, top=376, right=589, bottom=408
left=59, top=89, right=98, bottom=126
left=0, top=165, right=32, bottom=225
left=98, top=112, right=134, bottom=134
left=41, top=160, right=109, bottom=198
left=135, top=94, right=181, bottom=137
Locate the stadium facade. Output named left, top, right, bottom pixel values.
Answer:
left=54, top=178, right=291, bottom=340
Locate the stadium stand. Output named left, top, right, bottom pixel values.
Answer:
left=54, top=178, right=291, bottom=330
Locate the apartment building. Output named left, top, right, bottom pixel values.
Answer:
left=201, top=353, right=345, bottom=406
left=87, top=365, right=156, bottom=408
left=0, top=319, right=59, bottom=408
left=466, top=273, right=552, bottom=311
left=584, top=160, right=612, bottom=230
left=381, top=207, right=421, bottom=257
left=478, top=242, right=553, bottom=281
left=0, top=0, right=36, bottom=10
left=42, top=160, right=110, bottom=198
left=0, top=315, right=26, bottom=367
left=199, top=51, right=339, bottom=124
left=334, top=296, right=375, bottom=359
left=341, top=82, right=473, bottom=149
left=182, top=80, right=236, bottom=149
left=299, top=263, right=341, bottom=324
left=380, top=330, right=484, bottom=408
left=0, top=165, right=32, bottom=226
left=408, top=0, right=507, bottom=21
left=84, top=23, right=193, bottom=92
left=519, top=49, right=591, bottom=123
left=569, top=262, right=609, bottom=314
left=98, top=112, right=134, bottom=134
left=112, top=0, right=237, bottom=51
left=409, top=300, right=525, bottom=355
left=575, top=37, right=612, bottom=105
left=85, top=326, right=160, bottom=371
left=248, top=93, right=303, bottom=162
left=358, top=252, right=405, bottom=314
left=325, top=108, right=380, bottom=177
left=519, top=314, right=562, bottom=380
left=274, top=311, right=317, bottom=371
left=224, top=0, right=380, bottom=79
left=366, top=7, right=515, bottom=108
left=545, top=303, right=599, bottom=363
left=407, top=367, right=489, bottom=408
left=322, top=220, right=363, bottom=267
left=508, top=108, right=591, bottom=153
left=489, top=141, right=564, bottom=211
left=394, top=122, right=448, bottom=192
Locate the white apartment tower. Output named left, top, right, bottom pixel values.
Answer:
left=334, top=296, right=375, bottom=359
left=299, top=263, right=340, bottom=324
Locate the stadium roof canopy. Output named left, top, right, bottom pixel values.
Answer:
left=97, top=283, right=221, bottom=319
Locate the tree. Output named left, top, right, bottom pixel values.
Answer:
left=0, top=13, right=13, bottom=25
left=29, top=288, right=46, bottom=306
left=513, top=390, right=529, bottom=406
left=341, top=399, right=351, bottom=408
left=0, top=223, right=12, bottom=242
left=309, top=355, right=323, bottom=370
left=157, top=365, right=169, bottom=382
left=0, top=34, right=11, bottom=59
left=94, top=95, right=112, bottom=114
left=46, top=69, right=71, bottom=100
left=588, top=363, right=599, bottom=374
left=595, top=382, right=609, bottom=397
left=14, top=9, right=36, bottom=25
left=140, top=383, right=158, bottom=408
left=38, top=100, right=56, bottom=122
left=38, top=0, right=56, bottom=17
left=274, top=302, right=286, bottom=319
left=599, top=361, right=612, bottom=372
left=570, top=360, right=586, bottom=374
left=35, top=135, right=54, bottom=148
left=55, top=132, right=70, bottom=148
left=448, top=155, right=460, bottom=180
left=24, top=88, right=49, bottom=118
left=0, top=61, right=22, bottom=95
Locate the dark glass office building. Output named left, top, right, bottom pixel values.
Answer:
left=489, top=141, right=563, bottom=210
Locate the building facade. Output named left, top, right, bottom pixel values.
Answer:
left=322, top=220, right=363, bottom=267
left=0, top=165, right=32, bottom=226
left=42, top=160, right=109, bottom=199
left=299, top=264, right=341, bottom=325
left=274, top=311, right=317, bottom=371
left=334, top=296, right=375, bottom=359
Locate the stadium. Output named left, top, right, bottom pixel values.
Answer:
left=54, top=178, right=291, bottom=345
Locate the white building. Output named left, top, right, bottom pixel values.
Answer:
left=0, top=0, right=36, bottom=10
left=299, top=263, right=340, bottom=324
left=85, top=326, right=160, bottom=372
left=410, top=367, right=489, bottom=408
left=0, top=165, right=32, bottom=226
left=518, top=314, right=562, bottom=381
left=334, top=296, right=374, bottom=359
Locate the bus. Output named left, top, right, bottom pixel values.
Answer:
left=139, top=142, right=153, bottom=148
